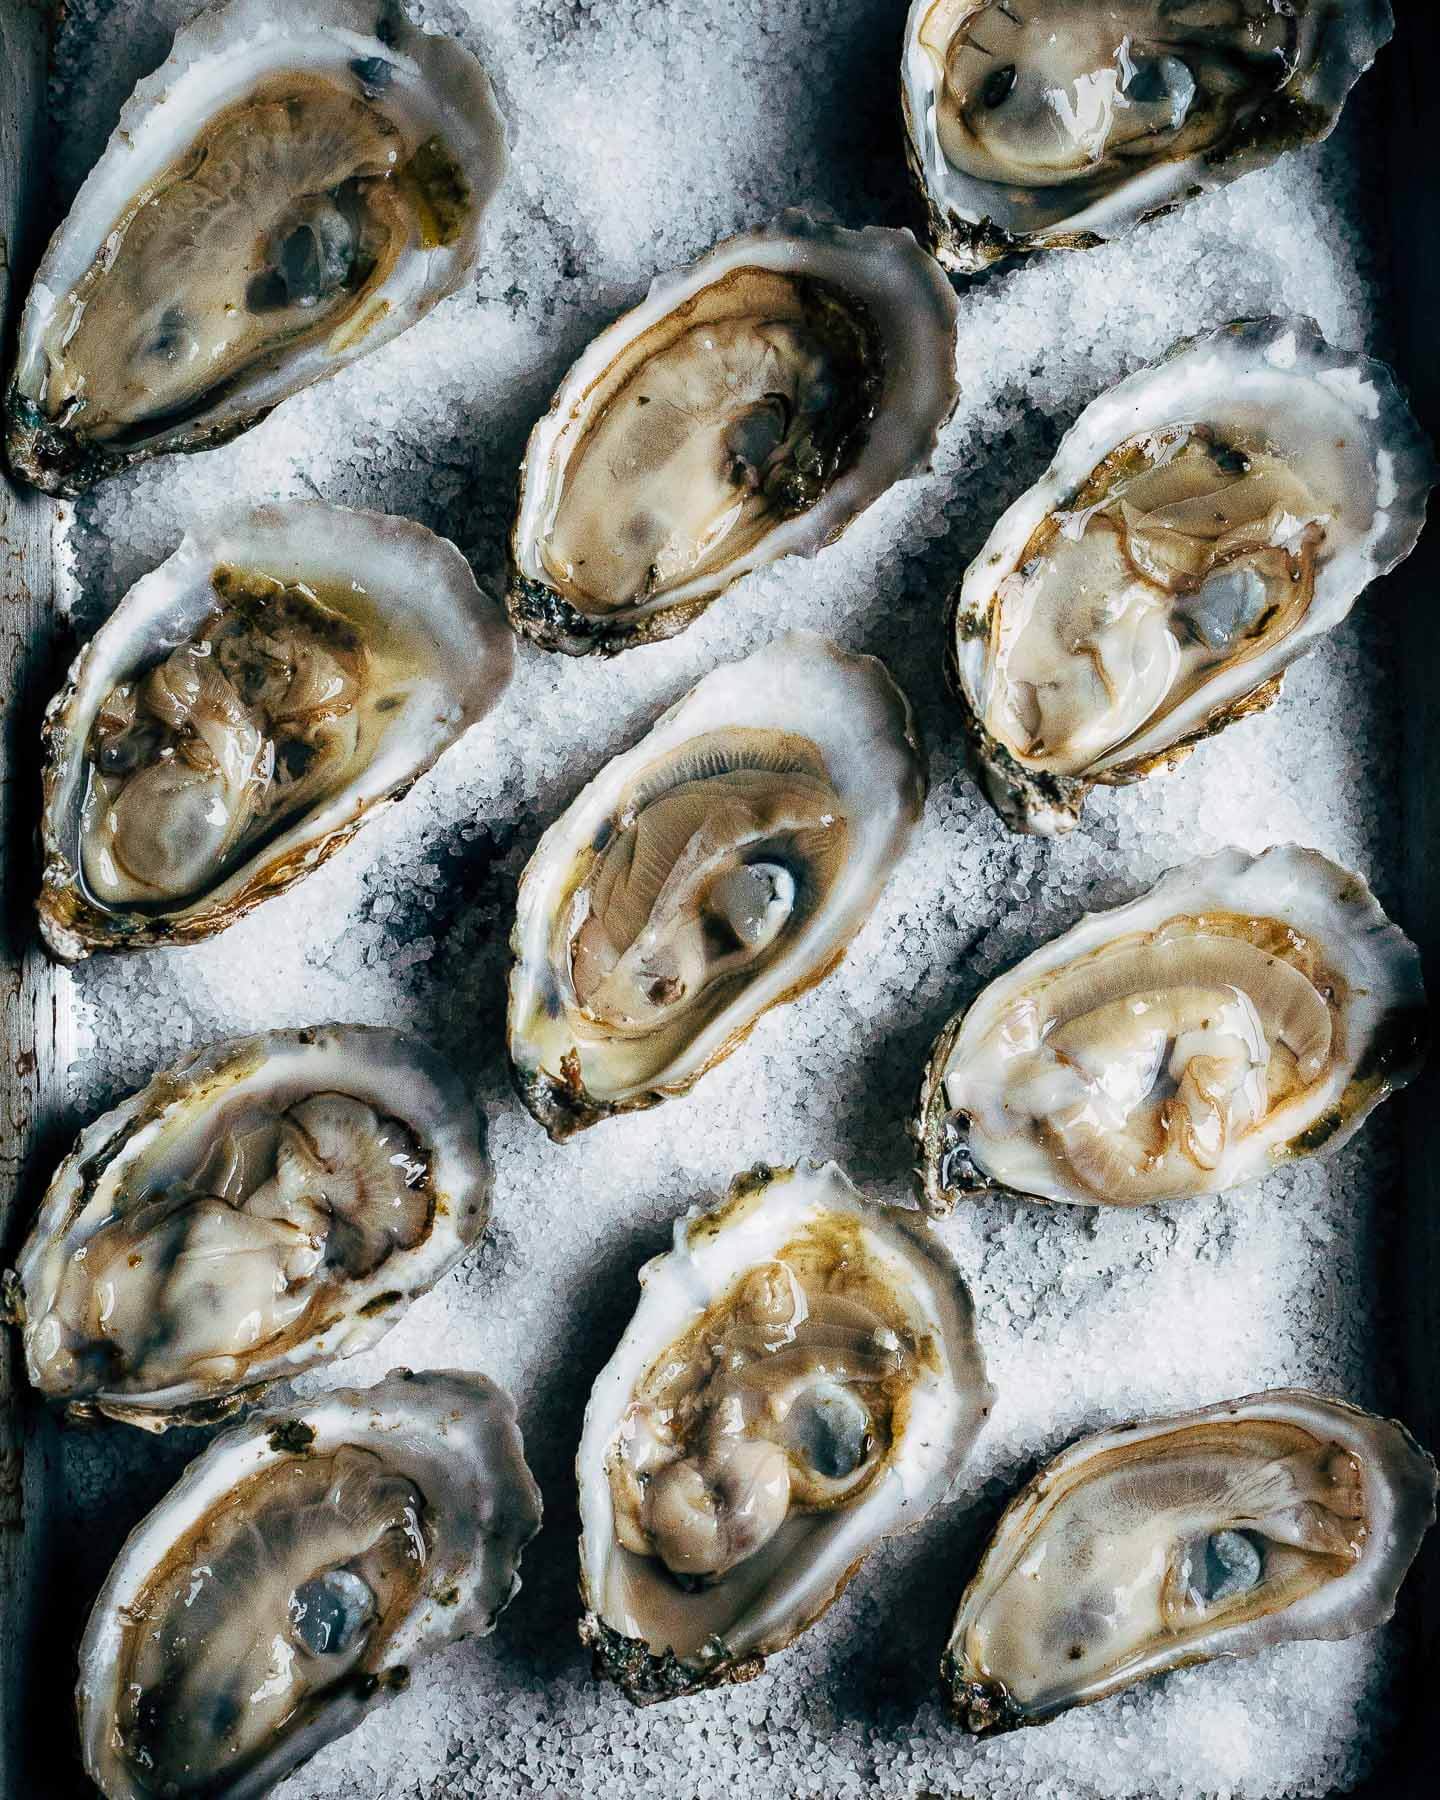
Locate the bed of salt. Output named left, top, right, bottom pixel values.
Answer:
left=36, top=2, right=1420, bottom=1797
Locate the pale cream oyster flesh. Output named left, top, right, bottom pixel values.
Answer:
left=902, top=1, right=1394, bottom=272
left=77, top=1370, right=541, bottom=1799
left=507, top=213, right=959, bottom=654
left=578, top=1162, right=993, bottom=1703
left=508, top=633, right=925, bottom=1137
left=947, top=318, right=1434, bottom=835
left=914, top=845, right=1425, bottom=1214
left=4, top=0, right=506, bottom=495
left=38, top=502, right=512, bottom=960
left=6, top=1027, right=489, bottom=1430
left=942, top=1389, right=1436, bottom=1733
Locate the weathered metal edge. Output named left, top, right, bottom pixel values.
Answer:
left=1, top=4, right=75, bottom=1796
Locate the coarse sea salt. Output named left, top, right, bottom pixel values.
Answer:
left=35, top=2, right=1416, bottom=1797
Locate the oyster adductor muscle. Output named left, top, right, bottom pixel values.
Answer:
left=77, top=1370, right=541, bottom=1799
left=508, top=632, right=926, bottom=1137
left=577, top=1163, right=993, bottom=1703
left=942, top=1389, right=1436, bottom=1733
left=9, top=1026, right=489, bottom=1430
left=913, top=845, right=1425, bottom=1213
left=38, top=503, right=512, bottom=961
left=5, top=0, right=507, bottom=494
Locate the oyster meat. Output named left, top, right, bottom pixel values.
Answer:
left=947, top=318, right=1434, bottom=835
left=578, top=1162, right=993, bottom=1703
left=508, top=214, right=959, bottom=654
left=4, top=0, right=506, bottom=495
left=914, top=845, right=1425, bottom=1214
left=508, top=632, right=925, bottom=1137
left=38, top=502, right=512, bottom=960
left=8, top=1026, right=488, bottom=1430
left=942, top=1389, right=1436, bottom=1733
left=902, top=1, right=1395, bottom=273
left=77, top=1369, right=541, bottom=1798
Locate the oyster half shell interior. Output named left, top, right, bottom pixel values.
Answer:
left=578, top=1163, right=993, bottom=1704
left=914, top=845, right=1425, bottom=1213
left=4, top=0, right=507, bottom=494
left=77, top=1371, right=541, bottom=1800
left=508, top=214, right=959, bottom=653
left=948, top=318, right=1435, bottom=835
left=942, top=1389, right=1437, bottom=1733
left=902, top=1, right=1395, bottom=272
left=38, top=502, right=512, bottom=961
left=10, top=1026, right=490, bottom=1430
left=508, top=632, right=926, bottom=1137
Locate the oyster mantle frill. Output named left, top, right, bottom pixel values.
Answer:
left=942, top=1389, right=1436, bottom=1733
left=76, top=1370, right=541, bottom=1799
left=913, top=845, right=1425, bottom=1213
left=578, top=1162, right=993, bottom=1703
left=508, top=632, right=926, bottom=1138
left=38, top=502, right=512, bottom=961
left=4, top=0, right=507, bottom=495
left=8, top=1026, right=490, bottom=1430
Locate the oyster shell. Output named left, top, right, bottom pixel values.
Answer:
left=947, top=318, right=1434, bottom=835
left=4, top=0, right=506, bottom=495
left=507, top=213, right=959, bottom=654
left=508, top=632, right=926, bottom=1138
left=913, top=845, right=1425, bottom=1214
left=941, top=1389, right=1436, bottom=1733
left=578, top=1162, right=993, bottom=1704
left=8, top=1026, right=488, bottom=1430
left=77, top=1369, right=541, bottom=1799
left=902, top=1, right=1394, bottom=274
left=38, top=502, right=512, bottom=961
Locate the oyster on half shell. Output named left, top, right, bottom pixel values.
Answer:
left=913, top=845, right=1425, bottom=1214
left=507, top=214, right=959, bottom=654
left=578, top=1162, right=993, bottom=1704
left=508, top=633, right=926, bottom=1138
left=38, top=502, right=512, bottom=961
left=77, top=1370, right=541, bottom=1799
left=5, top=0, right=506, bottom=495
left=7, top=1026, right=489, bottom=1431
left=947, top=318, right=1433, bottom=836
left=902, top=1, right=1395, bottom=274
left=942, top=1389, right=1436, bottom=1733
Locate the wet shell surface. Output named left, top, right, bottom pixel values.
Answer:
left=577, top=1162, right=994, bottom=1704
left=941, top=1389, right=1436, bottom=1733
left=902, top=1, right=1395, bottom=274
left=4, top=0, right=507, bottom=495
left=913, top=845, right=1425, bottom=1214
left=507, top=632, right=926, bottom=1138
left=947, top=318, right=1434, bottom=836
left=38, top=501, right=512, bottom=962
left=507, top=213, right=959, bottom=654
left=7, top=1026, right=490, bottom=1431
left=77, top=1369, right=541, bottom=1799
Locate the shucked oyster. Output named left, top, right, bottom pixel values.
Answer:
left=902, top=1, right=1394, bottom=273
left=5, top=0, right=506, bottom=496
left=942, top=1389, right=1436, bottom=1733
left=947, top=318, right=1433, bottom=835
left=578, top=1163, right=993, bottom=1703
left=914, top=845, right=1424, bottom=1214
left=508, top=633, right=926, bottom=1137
left=7, top=1026, right=488, bottom=1430
left=507, top=214, right=959, bottom=654
left=77, top=1370, right=541, bottom=1799
left=38, top=502, right=512, bottom=961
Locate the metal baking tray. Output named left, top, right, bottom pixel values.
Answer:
left=2, top=3, right=1435, bottom=1796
